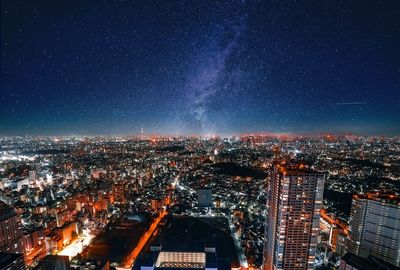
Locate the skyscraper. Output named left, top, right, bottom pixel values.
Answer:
left=0, top=203, right=25, bottom=257
left=347, top=192, right=400, bottom=267
left=263, top=163, right=325, bottom=270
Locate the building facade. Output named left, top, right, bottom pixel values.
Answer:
left=263, top=163, right=325, bottom=270
left=41, top=255, right=70, bottom=270
left=347, top=192, right=400, bottom=266
left=339, top=252, right=400, bottom=270
left=112, top=180, right=128, bottom=204
left=0, top=203, right=25, bottom=257
left=0, top=253, right=25, bottom=270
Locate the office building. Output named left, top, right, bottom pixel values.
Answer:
left=263, top=163, right=325, bottom=270
left=0, top=203, right=25, bottom=257
left=347, top=192, right=400, bottom=266
left=339, top=252, right=400, bottom=270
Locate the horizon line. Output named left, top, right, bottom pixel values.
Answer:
left=0, top=131, right=398, bottom=138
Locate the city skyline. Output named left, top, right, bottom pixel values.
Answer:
left=1, top=134, right=400, bottom=269
left=2, top=2, right=400, bottom=269
left=1, top=1, right=400, bottom=136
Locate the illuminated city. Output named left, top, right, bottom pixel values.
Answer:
left=1, top=1, right=400, bottom=270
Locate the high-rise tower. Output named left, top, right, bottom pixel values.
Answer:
left=0, top=203, right=25, bottom=257
left=263, top=163, right=325, bottom=270
left=347, top=192, right=400, bottom=266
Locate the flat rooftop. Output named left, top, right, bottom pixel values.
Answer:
left=0, top=203, right=17, bottom=222
left=42, top=255, right=69, bottom=262
left=155, top=252, right=205, bottom=269
left=353, top=191, right=400, bottom=206
left=135, top=215, right=240, bottom=270
left=274, top=163, right=322, bottom=175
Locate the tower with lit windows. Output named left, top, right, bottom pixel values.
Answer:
left=263, top=163, right=325, bottom=270
left=0, top=203, right=25, bottom=259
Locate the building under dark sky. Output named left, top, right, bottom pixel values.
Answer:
left=263, top=164, right=325, bottom=270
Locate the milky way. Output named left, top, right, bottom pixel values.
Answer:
left=183, top=14, right=246, bottom=134
left=1, top=1, right=400, bottom=135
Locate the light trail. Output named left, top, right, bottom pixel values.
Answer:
left=330, top=101, right=367, bottom=106
left=120, top=210, right=168, bottom=269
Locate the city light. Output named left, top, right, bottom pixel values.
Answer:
left=1, top=1, right=399, bottom=269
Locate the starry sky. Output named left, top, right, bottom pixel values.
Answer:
left=1, top=0, right=400, bottom=136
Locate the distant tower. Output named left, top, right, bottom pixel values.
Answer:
left=263, top=163, right=325, bottom=270
left=141, top=126, right=144, bottom=140
left=347, top=192, right=400, bottom=267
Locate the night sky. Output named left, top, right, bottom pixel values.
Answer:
left=1, top=1, right=400, bottom=136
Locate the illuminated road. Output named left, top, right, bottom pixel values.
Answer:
left=227, top=214, right=248, bottom=269
left=120, top=211, right=167, bottom=269
left=25, top=246, right=45, bottom=265
left=171, top=173, right=181, bottom=188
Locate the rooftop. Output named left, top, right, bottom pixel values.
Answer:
left=353, top=191, right=400, bottom=206
left=0, top=202, right=17, bottom=222
left=42, top=255, right=69, bottom=262
left=274, top=162, right=322, bottom=175
left=155, top=252, right=206, bottom=269
left=135, top=215, right=240, bottom=270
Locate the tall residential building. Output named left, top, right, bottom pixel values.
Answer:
left=347, top=192, right=400, bottom=266
left=0, top=203, right=25, bottom=257
left=263, top=163, right=325, bottom=270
